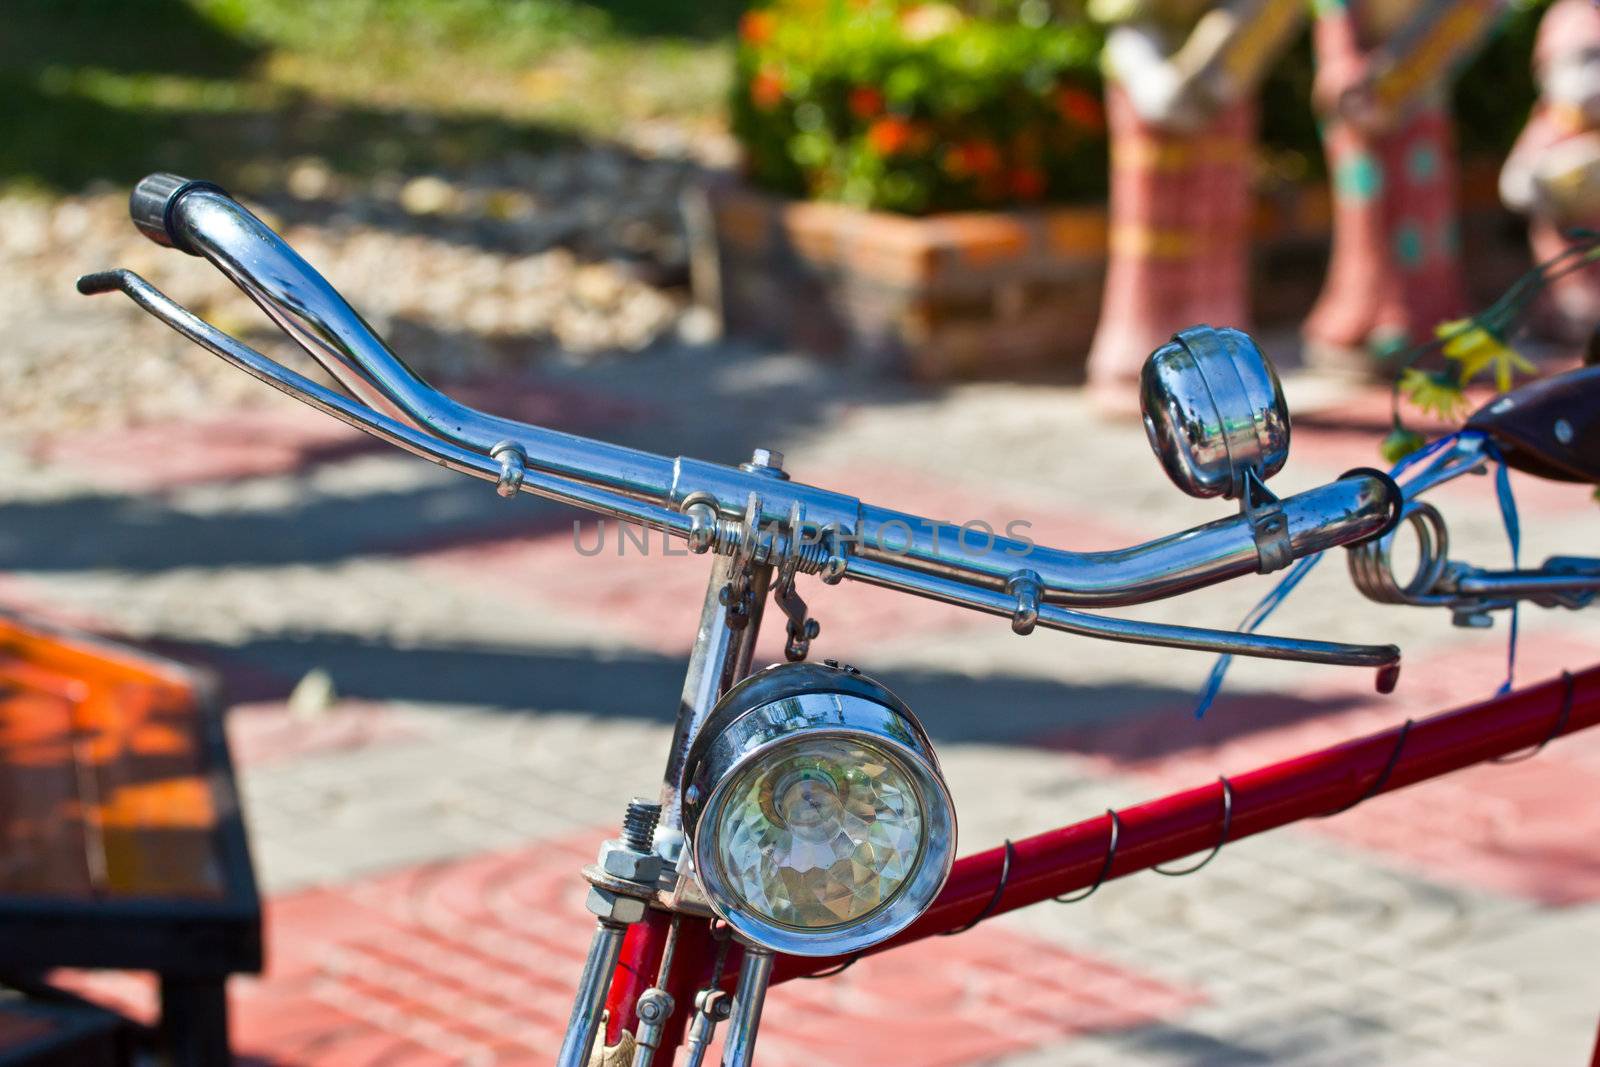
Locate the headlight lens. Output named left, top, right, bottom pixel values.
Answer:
left=683, top=663, right=955, bottom=956
left=714, top=737, right=924, bottom=929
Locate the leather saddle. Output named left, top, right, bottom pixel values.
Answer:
left=1464, top=362, right=1600, bottom=484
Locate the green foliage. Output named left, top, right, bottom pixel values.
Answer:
left=0, top=0, right=743, bottom=194
left=0, top=0, right=1549, bottom=201
left=731, top=1, right=1107, bottom=214
left=1380, top=426, right=1428, bottom=463
left=194, top=0, right=608, bottom=67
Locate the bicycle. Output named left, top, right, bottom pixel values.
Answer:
left=79, top=174, right=1600, bottom=1067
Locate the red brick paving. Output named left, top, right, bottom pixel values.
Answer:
left=59, top=828, right=1202, bottom=1065
left=31, top=407, right=375, bottom=493
left=30, top=377, right=649, bottom=493
left=754, top=934, right=1201, bottom=1067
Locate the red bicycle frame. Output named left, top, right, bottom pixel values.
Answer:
left=604, top=663, right=1599, bottom=1065
left=83, top=174, right=1600, bottom=1067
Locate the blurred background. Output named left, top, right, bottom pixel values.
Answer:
left=0, top=0, right=1555, bottom=432
left=2, top=1, right=1599, bottom=1065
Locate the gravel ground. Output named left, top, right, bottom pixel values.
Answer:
left=1, top=145, right=716, bottom=440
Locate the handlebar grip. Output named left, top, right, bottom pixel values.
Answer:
left=129, top=173, right=228, bottom=255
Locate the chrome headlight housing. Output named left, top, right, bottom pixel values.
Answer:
left=681, top=662, right=956, bottom=956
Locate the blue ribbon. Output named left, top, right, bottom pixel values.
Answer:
left=1193, top=430, right=1520, bottom=717
left=1491, top=445, right=1521, bottom=694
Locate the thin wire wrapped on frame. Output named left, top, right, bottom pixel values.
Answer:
left=801, top=954, right=860, bottom=979
left=1492, top=670, right=1576, bottom=763
left=1152, top=776, right=1233, bottom=876
left=1320, top=718, right=1413, bottom=817
left=941, top=838, right=1015, bottom=936
left=1054, top=809, right=1120, bottom=903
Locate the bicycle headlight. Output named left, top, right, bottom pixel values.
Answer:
left=681, top=662, right=955, bottom=956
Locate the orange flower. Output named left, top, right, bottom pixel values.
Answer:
left=1010, top=167, right=1047, bottom=200
left=1055, top=86, right=1105, bottom=131
left=866, top=117, right=915, bottom=155
left=848, top=86, right=885, bottom=120
left=750, top=68, right=785, bottom=110
left=740, top=10, right=776, bottom=45
left=943, top=139, right=1002, bottom=178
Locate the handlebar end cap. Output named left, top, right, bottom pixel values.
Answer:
left=130, top=173, right=227, bottom=255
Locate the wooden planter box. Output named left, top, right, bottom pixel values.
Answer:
left=688, top=164, right=1520, bottom=381
left=689, top=182, right=1109, bottom=380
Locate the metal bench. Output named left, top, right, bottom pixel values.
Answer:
left=0, top=612, right=261, bottom=1066
left=0, top=987, right=129, bottom=1067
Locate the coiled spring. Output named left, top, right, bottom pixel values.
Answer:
left=683, top=497, right=845, bottom=579
left=1348, top=502, right=1452, bottom=606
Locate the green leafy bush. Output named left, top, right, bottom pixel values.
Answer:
left=731, top=1, right=1107, bottom=214
left=733, top=0, right=1548, bottom=213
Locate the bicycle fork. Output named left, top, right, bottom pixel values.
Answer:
left=559, top=543, right=775, bottom=1067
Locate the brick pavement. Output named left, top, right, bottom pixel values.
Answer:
left=4, top=340, right=1599, bottom=1065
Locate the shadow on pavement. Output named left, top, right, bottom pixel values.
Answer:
left=1, top=345, right=935, bottom=574
left=154, top=628, right=1362, bottom=755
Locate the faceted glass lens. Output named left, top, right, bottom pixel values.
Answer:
left=712, top=737, right=925, bottom=930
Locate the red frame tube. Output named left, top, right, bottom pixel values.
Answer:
left=774, top=665, right=1599, bottom=982
left=604, top=910, right=731, bottom=1063
left=605, top=665, right=1598, bottom=1059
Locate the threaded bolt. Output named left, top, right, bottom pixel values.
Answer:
left=621, top=798, right=661, bottom=852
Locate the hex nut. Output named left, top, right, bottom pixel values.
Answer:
left=585, top=885, right=648, bottom=924
left=599, top=839, right=661, bottom=884
left=636, top=989, right=674, bottom=1023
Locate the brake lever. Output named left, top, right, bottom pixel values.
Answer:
left=77, top=266, right=1403, bottom=685
left=76, top=268, right=695, bottom=538
left=847, top=556, right=1401, bottom=691
left=84, top=174, right=1417, bottom=685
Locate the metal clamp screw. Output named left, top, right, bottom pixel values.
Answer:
left=682, top=493, right=720, bottom=554
left=632, top=987, right=676, bottom=1065
left=680, top=989, right=732, bottom=1067
left=1008, top=571, right=1042, bottom=635
left=819, top=526, right=850, bottom=584
left=740, top=447, right=788, bottom=478
left=491, top=442, right=526, bottom=498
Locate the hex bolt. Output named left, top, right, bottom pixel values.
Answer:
left=621, top=798, right=662, bottom=853
left=749, top=447, right=783, bottom=471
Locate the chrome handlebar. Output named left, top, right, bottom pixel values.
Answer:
left=79, top=175, right=1403, bottom=679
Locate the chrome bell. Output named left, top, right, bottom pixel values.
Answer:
left=1140, top=325, right=1291, bottom=500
